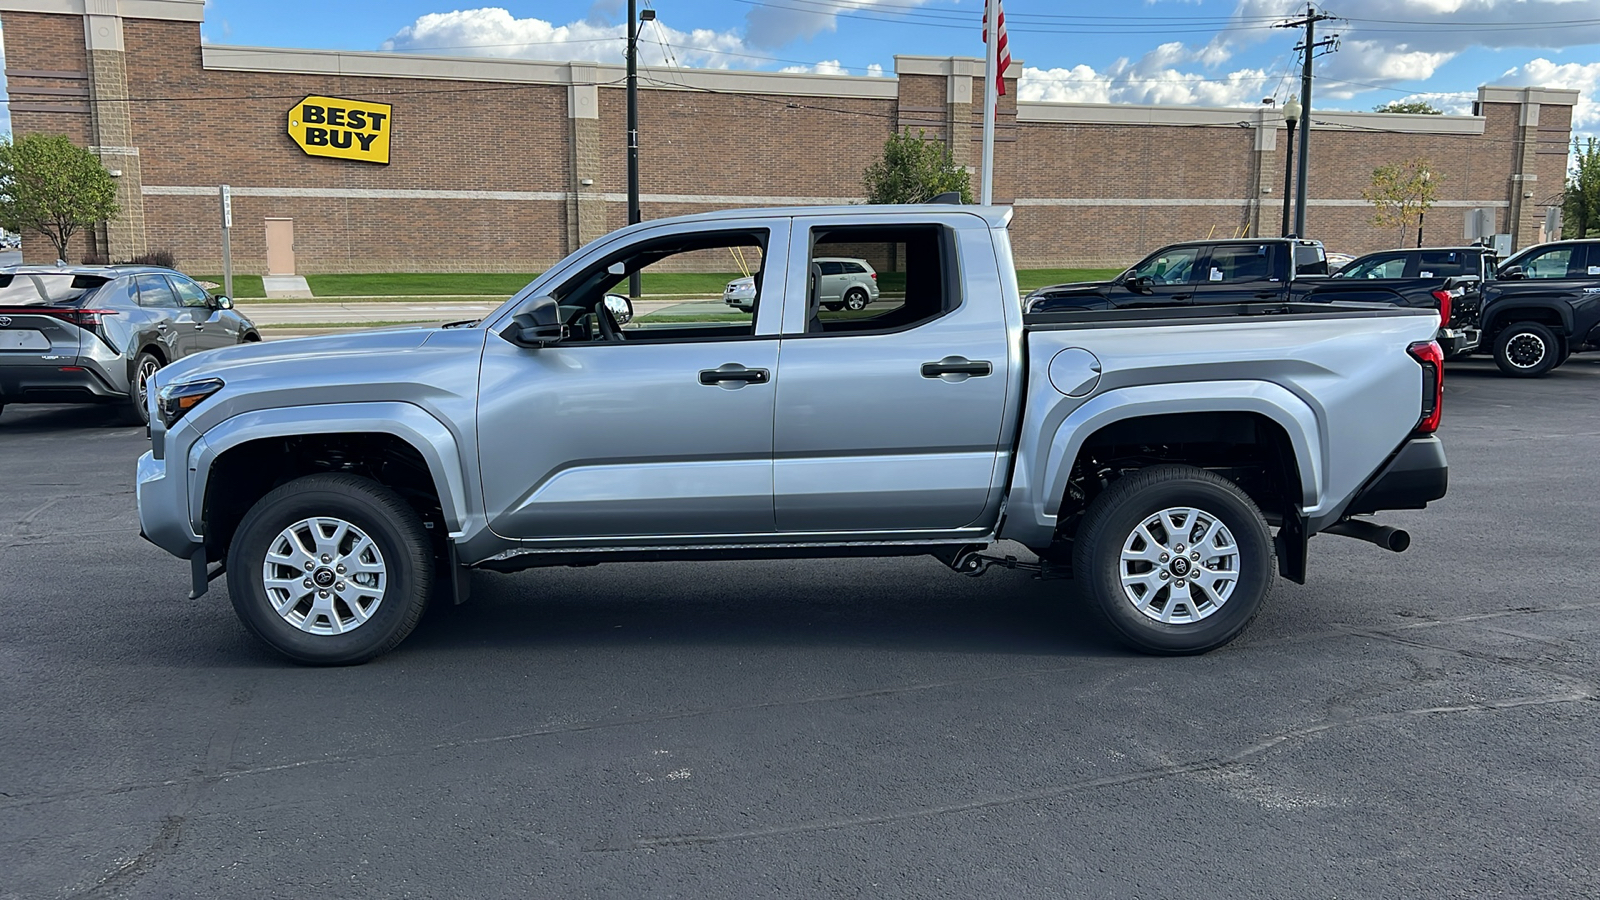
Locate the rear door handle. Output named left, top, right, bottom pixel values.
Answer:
left=699, top=365, right=769, bottom=386
left=921, top=358, right=993, bottom=378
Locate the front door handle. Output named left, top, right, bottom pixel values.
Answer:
left=193, top=323, right=206, bottom=330
left=699, top=365, right=769, bottom=386
left=921, top=357, right=993, bottom=379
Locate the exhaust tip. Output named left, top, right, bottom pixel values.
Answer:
left=1385, top=529, right=1411, bottom=553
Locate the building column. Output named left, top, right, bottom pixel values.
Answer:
left=945, top=64, right=978, bottom=172
left=83, top=2, right=147, bottom=260
left=1251, top=108, right=1277, bottom=238
left=566, top=63, right=606, bottom=256
left=1505, top=90, right=1541, bottom=251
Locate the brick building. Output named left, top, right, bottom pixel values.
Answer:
left=0, top=0, right=1580, bottom=274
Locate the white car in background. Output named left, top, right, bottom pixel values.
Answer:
left=814, top=257, right=879, bottom=310
left=723, top=275, right=757, bottom=312
left=724, top=257, right=881, bottom=313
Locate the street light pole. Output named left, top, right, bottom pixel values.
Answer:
left=626, top=2, right=654, bottom=298
left=1280, top=97, right=1300, bottom=237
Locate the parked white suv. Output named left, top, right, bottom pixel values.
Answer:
left=724, top=257, right=880, bottom=313
left=814, top=257, right=879, bottom=311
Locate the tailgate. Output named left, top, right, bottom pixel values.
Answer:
left=0, top=311, right=82, bottom=368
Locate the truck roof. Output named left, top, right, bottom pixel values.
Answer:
left=600, top=204, right=1015, bottom=231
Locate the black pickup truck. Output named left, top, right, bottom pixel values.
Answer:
left=1028, top=238, right=1477, bottom=351
left=1472, top=239, right=1600, bottom=377
left=1335, top=245, right=1496, bottom=359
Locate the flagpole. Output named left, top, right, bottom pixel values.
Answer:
left=980, top=1, right=999, bottom=205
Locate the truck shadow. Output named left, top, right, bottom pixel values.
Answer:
left=404, top=558, right=1125, bottom=659
left=0, top=403, right=140, bottom=433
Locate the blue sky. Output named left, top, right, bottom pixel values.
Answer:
left=3, top=1, right=1598, bottom=136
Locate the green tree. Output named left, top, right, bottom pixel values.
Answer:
left=0, top=133, right=119, bottom=262
left=862, top=129, right=973, bottom=204
left=1363, top=158, right=1441, bottom=246
left=1373, top=100, right=1444, bottom=115
left=1562, top=137, right=1600, bottom=239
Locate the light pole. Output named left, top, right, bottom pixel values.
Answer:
left=1280, top=97, right=1300, bottom=237
left=626, top=3, right=655, bottom=298
left=1416, top=168, right=1431, bottom=248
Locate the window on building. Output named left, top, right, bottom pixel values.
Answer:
left=802, top=224, right=955, bottom=335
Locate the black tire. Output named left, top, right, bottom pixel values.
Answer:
left=823, top=302, right=844, bottom=312
left=1493, top=322, right=1560, bottom=377
left=844, top=289, right=869, bottom=311
left=126, top=351, right=162, bottom=425
left=226, top=473, right=433, bottom=665
left=1073, top=465, right=1275, bottom=655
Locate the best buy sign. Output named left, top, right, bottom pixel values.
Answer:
left=287, top=96, right=392, bottom=165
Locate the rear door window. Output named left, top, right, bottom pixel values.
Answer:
left=1203, top=243, right=1279, bottom=283
left=1417, top=250, right=1477, bottom=278
left=134, top=274, right=180, bottom=308
left=1293, top=244, right=1329, bottom=276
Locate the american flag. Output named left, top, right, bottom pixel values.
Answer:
left=983, top=0, right=1011, bottom=97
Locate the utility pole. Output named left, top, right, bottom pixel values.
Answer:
left=626, top=2, right=655, bottom=298
left=1275, top=5, right=1338, bottom=238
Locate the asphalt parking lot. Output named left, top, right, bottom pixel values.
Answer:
left=2, top=356, right=1598, bottom=898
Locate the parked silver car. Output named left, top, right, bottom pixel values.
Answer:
left=0, top=266, right=258, bottom=424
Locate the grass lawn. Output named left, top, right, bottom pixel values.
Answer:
left=1015, top=268, right=1122, bottom=291
left=193, top=274, right=267, bottom=298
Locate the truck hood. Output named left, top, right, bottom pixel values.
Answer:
left=159, top=326, right=438, bottom=383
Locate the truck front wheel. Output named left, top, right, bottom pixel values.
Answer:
left=1493, top=322, right=1560, bottom=377
left=226, top=474, right=433, bottom=665
left=1073, top=465, right=1275, bottom=655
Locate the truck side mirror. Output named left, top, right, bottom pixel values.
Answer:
left=1498, top=264, right=1524, bottom=280
left=1124, top=274, right=1152, bottom=293
left=504, top=296, right=564, bottom=347
left=602, top=293, right=634, bottom=325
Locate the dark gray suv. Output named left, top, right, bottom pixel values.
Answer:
left=0, top=265, right=259, bottom=424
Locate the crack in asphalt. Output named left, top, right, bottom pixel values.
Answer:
left=605, top=690, right=1598, bottom=851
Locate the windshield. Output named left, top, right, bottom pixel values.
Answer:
left=0, top=273, right=110, bottom=306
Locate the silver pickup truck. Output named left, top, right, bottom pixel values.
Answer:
left=137, top=205, right=1448, bottom=665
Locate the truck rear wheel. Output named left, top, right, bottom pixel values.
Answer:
left=226, top=473, right=433, bottom=665
left=1073, top=465, right=1274, bottom=655
left=1493, top=322, right=1560, bottom=377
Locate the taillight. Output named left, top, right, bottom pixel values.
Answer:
left=0, top=306, right=119, bottom=334
left=870, top=272, right=877, bottom=279
left=1408, top=340, right=1444, bottom=434
left=1430, top=289, right=1451, bottom=328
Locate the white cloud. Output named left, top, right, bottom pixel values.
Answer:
left=1021, top=42, right=1275, bottom=109
left=381, top=7, right=758, bottom=69
left=778, top=59, right=886, bottom=77
left=744, top=0, right=930, bottom=48
left=1500, top=57, right=1600, bottom=134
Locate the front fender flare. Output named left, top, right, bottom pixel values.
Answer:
left=187, top=401, right=479, bottom=540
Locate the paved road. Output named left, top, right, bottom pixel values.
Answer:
left=1, top=358, right=1597, bottom=898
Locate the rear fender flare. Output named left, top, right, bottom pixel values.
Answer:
left=1483, top=300, right=1574, bottom=337
left=186, top=401, right=477, bottom=539
left=1031, top=381, right=1323, bottom=535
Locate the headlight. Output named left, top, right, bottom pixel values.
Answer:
left=157, top=377, right=225, bottom=426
